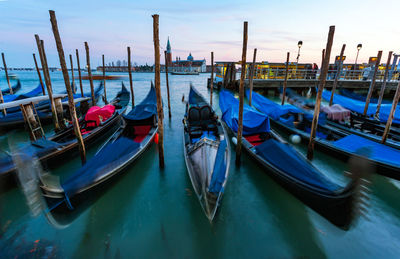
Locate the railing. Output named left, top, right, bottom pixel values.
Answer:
left=243, top=68, right=400, bottom=81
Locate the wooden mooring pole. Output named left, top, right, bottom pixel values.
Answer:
left=84, top=42, right=96, bottom=106
left=376, top=51, right=393, bottom=117
left=102, top=54, right=108, bottom=104
left=321, top=49, right=325, bottom=71
left=248, top=48, right=257, bottom=106
left=307, top=26, right=335, bottom=160
left=363, top=50, right=382, bottom=116
left=164, top=50, right=171, bottom=118
left=69, top=54, right=76, bottom=94
left=210, top=51, right=214, bottom=106
left=49, top=10, right=86, bottom=164
left=127, top=46, right=134, bottom=107
left=33, top=53, right=46, bottom=95
left=329, top=44, right=346, bottom=106
left=381, top=81, right=400, bottom=144
left=1, top=53, right=13, bottom=94
left=35, top=35, right=60, bottom=132
left=236, top=21, right=248, bottom=166
left=281, top=52, right=290, bottom=105
left=76, top=49, right=84, bottom=97
left=152, top=14, right=165, bottom=168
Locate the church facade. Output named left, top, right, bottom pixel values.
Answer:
left=165, top=37, right=206, bottom=73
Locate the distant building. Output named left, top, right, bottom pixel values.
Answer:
left=165, top=38, right=206, bottom=72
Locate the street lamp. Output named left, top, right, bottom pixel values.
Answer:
left=296, top=40, right=303, bottom=64
left=355, top=43, right=362, bottom=66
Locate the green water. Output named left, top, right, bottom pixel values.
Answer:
left=1, top=71, right=400, bottom=258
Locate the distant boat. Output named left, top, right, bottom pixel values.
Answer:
left=171, top=71, right=199, bottom=75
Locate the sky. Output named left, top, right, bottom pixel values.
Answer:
left=0, top=0, right=399, bottom=68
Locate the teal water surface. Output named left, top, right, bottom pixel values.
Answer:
left=1, top=71, right=400, bottom=258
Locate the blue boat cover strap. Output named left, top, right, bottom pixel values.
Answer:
left=62, top=137, right=140, bottom=197
left=333, top=134, right=400, bottom=167
left=209, top=140, right=227, bottom=194
left=123, top=86, right=157, bottom=121
left=323, top=90, right=400, bottom=124
left=255, top=139, right=341, bottom=193
left=219, top=90, right=270, bottom=135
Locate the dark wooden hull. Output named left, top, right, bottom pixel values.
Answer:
left=223, top=123, right=356, bottom=229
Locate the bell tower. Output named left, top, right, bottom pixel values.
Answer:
left=166, top=37, right=172, bottom=67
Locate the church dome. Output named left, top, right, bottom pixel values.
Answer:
left=187, top=53, right=193, bottom=61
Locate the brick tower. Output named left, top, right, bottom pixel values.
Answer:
left=166, top=37, right=172, bottom=67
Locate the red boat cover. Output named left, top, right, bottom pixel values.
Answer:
left=85, top=104, right=115, bottom=128
left=133, top=125, right=151, bottom=143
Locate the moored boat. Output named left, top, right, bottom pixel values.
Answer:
left=249, top=90, right=400, bottom=181
left=1, top=80, right=21, bottom=95
left=0, top=83, right=130, bottom=190
left=183, top=85, right=230, bottom=221
left=39, top=83, right=158, bottom=212
left=220, top=90, right=365, bottom=229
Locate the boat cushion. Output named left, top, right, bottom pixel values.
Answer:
left=255, top=139, right=340, bottom=193
left=133, top=125, right=151, bottom=143
left=333, top=134, right=400, bottom=167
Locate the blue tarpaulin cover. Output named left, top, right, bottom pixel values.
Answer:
left=209, top=140, right=227, bottom=194
left=63, top=137, right=140, bottom=197
left=189, top=85, right=208, bottom=106
left=247, top=90, right=327, bottom=125
left=339, top=89, right=391, bottom=104
left=333, top=134, right=400, bottom=167
left=219, top=90, right=270, bottom=135
left=255, top=139, right=341, bottom=193
left=323, top=90, right=400, bottom=124
left=123, top=86, right=157, bottom=121
left=247, top=90, right=302, bottom=121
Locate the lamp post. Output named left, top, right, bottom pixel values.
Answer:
left=296, top=40, right=303, bottom=64
left=353, top=43, right=362, bottom=79
left=296, top=41, right=302, bottom=78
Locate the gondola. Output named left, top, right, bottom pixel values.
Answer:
left=183, top=85, right=230, bottom=221
left=0, top=82, right=103, bottom=130
left=220, top=90, right=363, bottom=229
left=1, top=80, right=21, bottom=95
left=283, top=88, right=400, bottom=150
left=249, top=90, right=400, bottom=181
left=3, top=83, right=43, bottom=103
left=39, top=83, right=157, bottom=213
left=0, top=83, right=130, bottom=190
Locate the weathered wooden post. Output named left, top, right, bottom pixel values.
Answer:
left=152, top=14, right=165, bottom=168
left=1, top=53, right=13, bottom=94
left=127, top=46, right=134, bottom=106
left=69, top=54, right=76, bottom=94
left=321, top=49, right=325, bottom=71
left=102, top=54, right=108, bottom=104
left=33, top=53, right=46, bottom=95
left=236, top=21, right=248, bottom=166
left=248, top=48, right=257, bottom=106
left=329, top=44, right=346, bottom=106
left=76, top=49, right=84, bottom=97
left=307, top=26, right=335, bottom=160
left=281, top=52, right=290, bottom=105
left=84, top=42, right=96, bottom=106
left=49, top=10, right=86, bottom=164
left=375, top=51, right=393, bottom=117
left=35, top=35, right=60, bottom=131
left=381, top=81, right=400, bottom=144
left=210, top=51, right=214, bottom=106
left=363, top=50, right=382, bottom=116
left=164, top=50, right=171, bottom=117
